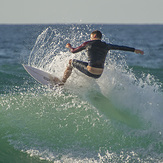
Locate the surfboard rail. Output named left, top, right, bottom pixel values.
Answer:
left=22, top=64, right=63, bottom=86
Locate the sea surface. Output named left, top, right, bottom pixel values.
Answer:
left=0, top=24, right=163, bottom=163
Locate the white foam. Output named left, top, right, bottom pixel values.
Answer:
left=29, top=26, right=163, bottom=122
left=25, top=27, right=163, bottom=162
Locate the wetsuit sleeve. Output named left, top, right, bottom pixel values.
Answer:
left=107, top=43, right=135, bottom=52
left=69, top=41, right=89, bottom=53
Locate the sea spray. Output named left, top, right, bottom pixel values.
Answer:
left=1, top=25, right=163, bottom=162
left=28, top=25, right=163, bottom=132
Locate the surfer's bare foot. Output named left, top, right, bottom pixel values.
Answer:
left=53, top=77, right=64, bottom=85
left=53, top=77, right=61, bottom=83
left=58, top=83, right=64, bottom=86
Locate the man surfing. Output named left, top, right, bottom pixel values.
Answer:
left=61, top=30, right=144, bottom=83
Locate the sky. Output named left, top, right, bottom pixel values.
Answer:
left=0, top=0, right=163, bottom=24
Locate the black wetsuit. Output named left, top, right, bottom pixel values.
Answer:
left=69, top=40, right=135, bottom=78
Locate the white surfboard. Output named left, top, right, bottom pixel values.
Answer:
left=22, top=64, right=63, bottom=87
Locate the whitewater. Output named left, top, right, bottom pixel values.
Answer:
left=0, top=24, right=163, bottom=162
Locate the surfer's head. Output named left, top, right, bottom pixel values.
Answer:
left=90, top=30, right=102, bottom=40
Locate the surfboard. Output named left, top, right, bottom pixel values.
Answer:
left=22, top=64, right=64, bottom=87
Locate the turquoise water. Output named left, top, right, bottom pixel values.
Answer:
left=0, top=24, right=163, bottom=162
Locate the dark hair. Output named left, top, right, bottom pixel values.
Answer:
left=91, top=30, right=102, bottom=39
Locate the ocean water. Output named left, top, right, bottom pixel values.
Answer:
left=0, top=24, right=163, bottom=163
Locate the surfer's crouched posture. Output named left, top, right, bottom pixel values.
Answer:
left=62, top=30, right=144, bottom=83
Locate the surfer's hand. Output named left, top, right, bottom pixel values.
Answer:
left=134, top=49, right=144, bottom=55
left=66, top=43, right=72, bottom=48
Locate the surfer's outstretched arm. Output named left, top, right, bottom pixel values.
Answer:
left=66, top=42, right=87, bottom=53
left=108, top=44, right=144, bottom=55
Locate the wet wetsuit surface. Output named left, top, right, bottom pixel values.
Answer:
left=70, top=40, right=135, bottom=68
left=69, top=40, right=135, bottom=78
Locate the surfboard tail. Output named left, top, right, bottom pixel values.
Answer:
left=22, top=64, right=64, bottom=87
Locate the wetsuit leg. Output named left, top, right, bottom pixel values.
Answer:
left=72, top=59, right=101, bottom=79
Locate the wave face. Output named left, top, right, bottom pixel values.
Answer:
left=0, top=25, right=163, bottom=162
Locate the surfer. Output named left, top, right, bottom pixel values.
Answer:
left=62, top=30, right=144, bottom=83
